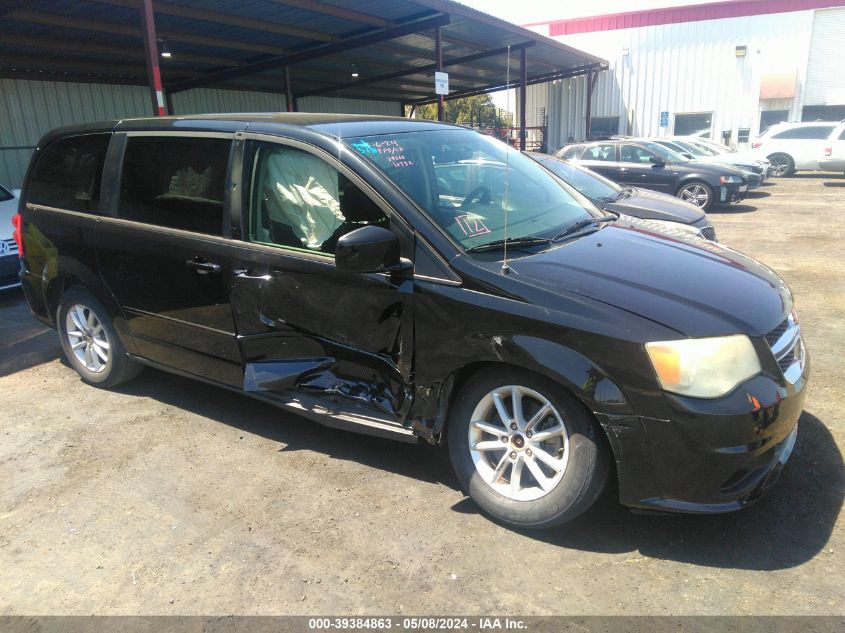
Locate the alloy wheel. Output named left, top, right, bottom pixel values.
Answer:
left=769, top=156, right=791, bottom=177
left=468, top=385, right=570, bottom=501
left=64, top=304, right=110, bottom=373
left=679, top=184, right=711, bottom=208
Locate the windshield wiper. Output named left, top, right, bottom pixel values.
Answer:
left=553, top=214, right=617, bottom=241
left=465, top=235, right=552, bottom=253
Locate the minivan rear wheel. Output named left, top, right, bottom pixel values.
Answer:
left=447, top=367, right=609, bottom=529
left=768, top=153, right=794, bottom=177
left=57, top=287, right=142, bottom=388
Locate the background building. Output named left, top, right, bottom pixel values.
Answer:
left=521, top=0, right=845, bottom=151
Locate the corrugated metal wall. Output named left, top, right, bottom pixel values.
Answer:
left=527, top=9, right=820, bottom=152
left=804, top=7, right=845, bottom=105
left=0, top=80, right=400, bottom=188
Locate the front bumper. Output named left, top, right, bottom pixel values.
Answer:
left=599, top=349, right=809, bottom=514
left=0, top=253, right=21, bottom=290
left=718, top=183, right=747, bottom=204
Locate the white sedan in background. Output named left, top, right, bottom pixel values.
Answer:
left=1, top=184, right=21, bottom=290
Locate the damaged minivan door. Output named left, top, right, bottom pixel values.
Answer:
left=230, top=136, right=416, bottom=439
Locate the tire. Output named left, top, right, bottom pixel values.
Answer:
left=57, top=286, right=142, bottom=388
left=677, top=180, right=714, bottom=211
left=768, top=153, right=794, bottom=177
left=447, top=367, right=609, bottom=529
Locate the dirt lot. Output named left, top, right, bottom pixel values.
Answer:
left=1, top=174, right=843, bottom=616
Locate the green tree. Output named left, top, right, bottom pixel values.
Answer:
left=412, top=94, right=511, bottom=128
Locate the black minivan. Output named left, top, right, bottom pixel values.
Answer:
left=14, top=114, right=808, bottom=529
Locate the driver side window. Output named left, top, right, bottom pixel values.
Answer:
left=246, top=142, right=389, bottom=255
left=620, top=144, right=655, bottom=164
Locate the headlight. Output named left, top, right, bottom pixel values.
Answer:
left=645, top=335, right=761, bottom=398
left=720, top=175, right=742, bottom=184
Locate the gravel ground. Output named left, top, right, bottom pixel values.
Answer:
left=0, top=174, right=843, bottom=616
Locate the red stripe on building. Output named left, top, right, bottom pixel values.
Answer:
left=532, top=0, right=844, bottom=36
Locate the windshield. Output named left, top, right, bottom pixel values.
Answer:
left=538, top=157, right=621, bottom=200
left=346, top=128, right=597, bottom=251
left=670, top=140, right=713, bottom=156
left=641, top=141, right=690, bottom=163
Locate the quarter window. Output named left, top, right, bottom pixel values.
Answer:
left=28, top=134, right=110, bottom=213
left=118, top=137, right=231, bottom=235
left=246, top=143, right=388, bottom=255
left=582, top=144, right=616, bottom=162
left=0, top=185, right=12, bottom=203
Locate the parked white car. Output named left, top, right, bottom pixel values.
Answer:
left=1, top=184, right=21, bottom=290
left=820, top=126, right=845, bottom=172
left=679, top=137, right=772, bottom=177
left=750, top=121, right=845, bottom=176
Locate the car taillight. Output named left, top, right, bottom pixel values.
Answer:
left=825, top=146, right=832, bottom=156
left=752, top=142, right=762, bottom=149
left=12, top=213, right=23, bottom=257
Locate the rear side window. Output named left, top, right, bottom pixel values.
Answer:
left=772, top=126, right=835, bottom=140
left=839, top=128, right=845, bottom=140
left=582, top=144, right=616, bottom=161
left=0, top=185, right=12, bottom=203
left=28, top=134, right=110, bottom=213
left=560, top=145, right=584, bottom=159
left=119, top=136, right=231, bottom=235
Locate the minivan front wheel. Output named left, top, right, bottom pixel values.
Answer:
left=677, top=181, right=714, bottom=210
left=58, top=287, right=142, bottom=388
left=448, top=368, right=609, bottom=529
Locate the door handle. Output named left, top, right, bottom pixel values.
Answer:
left=186, top=258, right=221, bottom=274
left=234, top=269, right=271, bottom=281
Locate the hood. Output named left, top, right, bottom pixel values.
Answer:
left=681, top=160, right=747, bottom=177
left=508, top=219, right=791, bottom=338
left=604, top=188, right=705, bottom=224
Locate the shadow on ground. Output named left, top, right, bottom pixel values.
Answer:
left=0, top=289, right=59, bottom=378
left=709, top=203, right=757, bottom=214
left=119, top=365, right=842, bottom=573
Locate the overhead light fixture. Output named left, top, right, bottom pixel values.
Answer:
left=159, top=40, right=172, bottom=59
left=351, top=64, right=359, bottom=78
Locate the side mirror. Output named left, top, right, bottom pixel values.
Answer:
left=650, top=155, right=666, bottom=166
left=335, top=225, right=403, bottom=273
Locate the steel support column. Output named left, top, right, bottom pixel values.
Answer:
left=435, top=24, right=444, bottom=122
left=519, top=46, right=527, bottom=150
left=284, top=65, right=296, bottom=112
left=585, top=70, right=594, bottom=139
left=139, top=0, right=167, bottom=116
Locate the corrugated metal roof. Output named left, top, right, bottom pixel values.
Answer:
left=1, top=0, right=606, bottom=105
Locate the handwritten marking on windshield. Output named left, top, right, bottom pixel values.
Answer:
left=455, top=214, right=491, bottom=238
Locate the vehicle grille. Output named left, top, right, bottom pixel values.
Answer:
left=700, top=225, right=717, bottom=241
left=764, top=314, right=804, bottom=383
left=765, top=318, right=789, bottom=347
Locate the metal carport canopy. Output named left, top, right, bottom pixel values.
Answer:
left=0, top=0, right=606, bottom=110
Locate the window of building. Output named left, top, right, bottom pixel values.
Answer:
left=802, top=104, right=845, bottom=122
left=118, top=136, right=231, bottom=235
left=759, top=110, right=789, bottom=134
left=589, top=116, right=620, bottom=138
left=737, top=128, right=751, bottom=143
left=674, top=112, right=712, bottom=137
left=771, top=126, right=836, bottom=140
left=581, top=144, right=617, bottom=162
left=28, top=134, right=110, bottom=213
left=247, top=142, right=388, bottom=255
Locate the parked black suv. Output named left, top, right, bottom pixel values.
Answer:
left=556, top=139, right=749, bottom=210
left=15, top=115, right=808, bottom=529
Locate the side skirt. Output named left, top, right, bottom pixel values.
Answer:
left=127, top=354, right=419, bottom=443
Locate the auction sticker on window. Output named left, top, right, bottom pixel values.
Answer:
left=454, top=214, right=491, bottom=238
